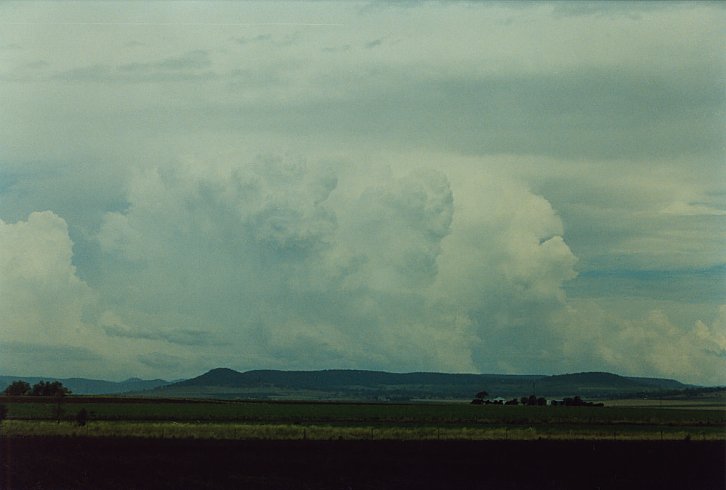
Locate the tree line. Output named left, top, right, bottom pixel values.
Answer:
left=3, top=380, right=71, bottom=397
left=2, top=380, right=85, bottom=425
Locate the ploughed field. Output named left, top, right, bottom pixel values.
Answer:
left=3, top=438, right=724, bottom=489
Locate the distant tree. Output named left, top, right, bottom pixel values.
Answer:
left=28, top=381, right=70, bottom=423
left=31, top=381, right=71, bottom=397
left=3, top=380, right=31, bottom=396
left=76, top=408, right=88, bottom=427
left=471, top=390, right=489, bottom=405
left=537, top=397, right=547, bottom=406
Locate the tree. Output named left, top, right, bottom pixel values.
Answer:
left=3, top=380, right=31, bottom=396
left=28, top=381, right=70, bottom=423
left=31, top=381, right=71, bottom=397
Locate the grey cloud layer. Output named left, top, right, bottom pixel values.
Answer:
left=14, top=50, right=720, bottom=160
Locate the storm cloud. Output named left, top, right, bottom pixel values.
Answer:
left=0, top=1, right=723, bottom=384
left=91, top=156, right=577, bottom=373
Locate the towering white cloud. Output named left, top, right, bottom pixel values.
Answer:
left=560, top=301, right=726, bottom=386
left=91, top=155, right=580, bottom=374
left=0, top=212, right=99, bottom=375
left=0, top=212, right=90, bottom=340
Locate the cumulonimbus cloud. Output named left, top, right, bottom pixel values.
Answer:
left=92, top=155, right=581, bottom=374
left=2, top=155, right=724, bottom=383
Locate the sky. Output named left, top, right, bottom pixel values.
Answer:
left=0, top=1, right=724, bottom=385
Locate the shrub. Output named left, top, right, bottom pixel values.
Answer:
left=76, top=408, right=88, bottom=427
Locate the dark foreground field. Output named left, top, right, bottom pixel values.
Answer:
left=2, top=437, right=724, bottom=490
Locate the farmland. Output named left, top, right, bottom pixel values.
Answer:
left=1, top=396, right=724, bottom=489
left=1, top=395, right=724, bottom=441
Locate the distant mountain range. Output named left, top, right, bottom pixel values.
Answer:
left=0, top=375, right=169, bottom=395
left=151, top=368, right=690, bottom=400
left=0, top=369, right=692, bottom=400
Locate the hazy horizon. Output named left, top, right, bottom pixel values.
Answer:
left=1, top=1, right=724, bottom=385
left=0, top=366, right=700, bottom=387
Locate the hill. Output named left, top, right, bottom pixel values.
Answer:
left=152, top=368, right=688, bottom=400
left=536, top=372, right=660, bottom=395
left=1, top=369, right=691, bottom=400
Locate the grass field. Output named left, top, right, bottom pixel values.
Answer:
left=604, top=397, right=726, bottom=410
left=3, top=419, right=724, bottom=441
left=1, top=396, right=724, bottom=441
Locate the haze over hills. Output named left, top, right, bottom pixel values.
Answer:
left=150, top=369, right=691, bottom=401
left=0, top=375, right=169, bottom=395
left=0, top=369, right=693, bottom=400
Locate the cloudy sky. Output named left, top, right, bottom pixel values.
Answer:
left=1, top=1, right=724, bottom=384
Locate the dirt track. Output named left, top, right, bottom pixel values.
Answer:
left=3, top=437, right=724, bottom=489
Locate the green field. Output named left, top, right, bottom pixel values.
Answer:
left=1, top=396, right=724, bottom=441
